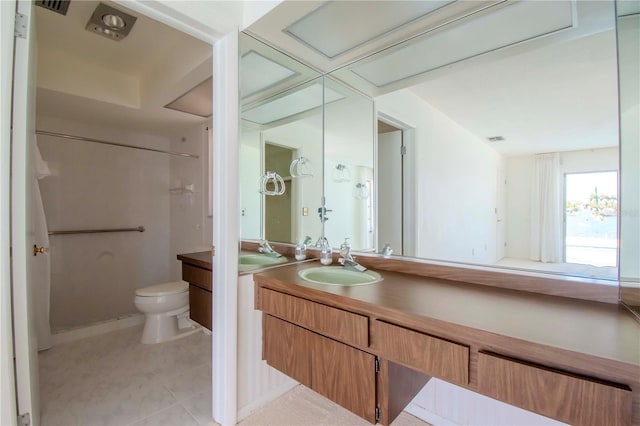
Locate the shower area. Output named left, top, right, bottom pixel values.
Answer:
left=32, top=0, right=213, bottom=347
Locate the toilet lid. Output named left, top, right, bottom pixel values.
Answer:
left=135, top=281, right=188, bottom=297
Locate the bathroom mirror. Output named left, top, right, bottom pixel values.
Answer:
left=323, top=76, right=375, bottom=251
left=324, top=0, right=621, bottom=280
left=616, top=0, right=640, bottom=313
left=239, top=32, right=324, bottom=245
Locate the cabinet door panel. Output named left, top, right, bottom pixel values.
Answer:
left=263, top=315, right=312, bottom=387
left=189, top=284, right=211, bottom=330
left=312, top=334, right=376, bottom=423
left=374, top=320, right=468, bottom=385
left=478, top=351, right=632, bottom=426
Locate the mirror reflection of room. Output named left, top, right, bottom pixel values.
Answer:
left=239, top=33, right=324, bottom=246
left=333, top=0, right=621, bottom=279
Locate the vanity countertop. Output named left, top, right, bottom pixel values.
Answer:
left=177, top=251, right=213, bottom=270
left=254, top=261, right=640, bottom=382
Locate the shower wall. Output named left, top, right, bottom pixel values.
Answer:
left=169, top=123, right=213, bottom=279
left=36, top=115, right=209, bottom=331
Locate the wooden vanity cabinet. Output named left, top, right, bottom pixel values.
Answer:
left=263, top=314, right=377, bottom=422
left=181, top=260, right=212, bottom=331
left=257, top=286, right=429, bottom=425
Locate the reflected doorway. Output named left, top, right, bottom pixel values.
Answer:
left=564, top=171, right=618, bottom=267
left=377, top=120, right=404, bottom=255
left=264, top=143, right=293, bottom=242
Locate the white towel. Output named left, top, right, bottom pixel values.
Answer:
left=35, top=139, right=50, bottom=179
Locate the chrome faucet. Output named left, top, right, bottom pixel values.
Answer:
left=338, top=239, right=367, bottom=272
left=258, top=240, right=282, bottom=258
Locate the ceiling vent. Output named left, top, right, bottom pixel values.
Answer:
left=35, top=0, right=71, bottom=16
left=486, top=136, right=505, bottom=142
left=85, top=3, right=137, bottom=41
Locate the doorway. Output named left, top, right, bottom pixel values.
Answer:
left=564, top=171, right=618, bottom=267
left=377, top=120, right=404, bottom=255
left=264, top=143, right=294, bottom=243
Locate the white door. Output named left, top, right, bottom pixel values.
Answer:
left=11, top=0, right=41, bottom=424
left=496, top=165, right=507, bottom=261
left=378, top=130, right=403, bottom=255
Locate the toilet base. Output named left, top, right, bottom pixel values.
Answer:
left=140, top=307, right=201, bottom=344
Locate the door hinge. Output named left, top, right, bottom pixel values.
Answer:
left=15, top=13, right=28, bottom=39
left=375, top=405, right=381, bottom=422
left=18, top=413, right=30, bottom=426
left=400, top=145, right=407, bottom=156
left=374, top=356, right=380, bottom=373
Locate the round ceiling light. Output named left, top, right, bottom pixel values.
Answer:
left=101, top=14, right=126, bottom=30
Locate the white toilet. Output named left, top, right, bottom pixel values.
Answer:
left=134, top=281, right=199, bottom=344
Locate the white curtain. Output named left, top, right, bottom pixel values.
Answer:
left=33, top=140, right=52, bottom=350
left=530, top=152, right=563, bottom=263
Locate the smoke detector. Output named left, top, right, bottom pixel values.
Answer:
left=85, top=3, right=136, bottom=41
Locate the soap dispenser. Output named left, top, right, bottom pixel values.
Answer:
left=295, top=236, right=312, bottom=261
left=340, top=238, right=351, bottom=257
left=320, top=240, right=332, bottom=265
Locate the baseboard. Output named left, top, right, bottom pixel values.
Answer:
left=405, top=402, right=460, bottom=426
left=237, top=381, right=298, bottom=421
left=51, top=314, right=145, bottom=346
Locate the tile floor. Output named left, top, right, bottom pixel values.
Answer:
left=39, top=325, right=431, bottom=426
left=39, top=325, right=212, bottom=426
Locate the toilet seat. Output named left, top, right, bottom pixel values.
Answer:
left=135, top=281, right=188, bottom=297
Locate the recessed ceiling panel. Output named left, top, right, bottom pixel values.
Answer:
left=242, top=83, right=344, bottom=125
left=351, top=1, right=575, bottom=87
left=240, top=51, right=298, bottom=98
left=283, top=0, right=454, bottom=59
left=164, top=77, right=212, bottom=118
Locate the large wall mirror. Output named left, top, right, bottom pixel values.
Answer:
left=239, top=32, right=324, bottom=245
left=617, top=0, right=640, bottom=313
left=244, top=0, right=632, bottom=284
left=328, top=0, right=622, bottom=281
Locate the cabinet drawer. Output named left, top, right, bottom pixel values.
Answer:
left=189, top=284, right=211, bottom=331
left=477, top=352, right=631, bottom=426
left=373, top=320, right=469, bottom=385
left=256, top=287, right=368, bottom=347
left=182, top=263, right=211, bottom=291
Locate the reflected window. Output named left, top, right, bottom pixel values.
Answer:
left=564, top=171, right=618, bottom=267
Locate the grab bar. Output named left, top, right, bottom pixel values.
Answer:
left=48, top=226, right=145, bottom=235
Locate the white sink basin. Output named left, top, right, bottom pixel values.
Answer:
left=239, top=254, right=287, bottom=272
left=298, top=266, right=383, bottom=286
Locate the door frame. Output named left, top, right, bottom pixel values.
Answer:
left=376, top=111, right=416, bottom=257
left=3, top=4, right=242, bottom=426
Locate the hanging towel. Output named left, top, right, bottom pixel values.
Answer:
left=33, top=139, right=52, bottom=350
left=35, top=141, right=51, bottom=179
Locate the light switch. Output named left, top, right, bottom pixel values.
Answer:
left=302, top=207, right=309, bottom=216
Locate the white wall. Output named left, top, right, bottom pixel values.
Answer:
left=377, top=89, right=503, bottom=265
left=505, top=147, right=619, bottom=260
left=169, top=123, right=213, bottom=280
left=406, top=379, right=565, bottom=426
left=240, top=124, right=262, bottom=240
left=237, top=274, right=296, bottom=420
left=36, top=116, right=173, bottom=330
